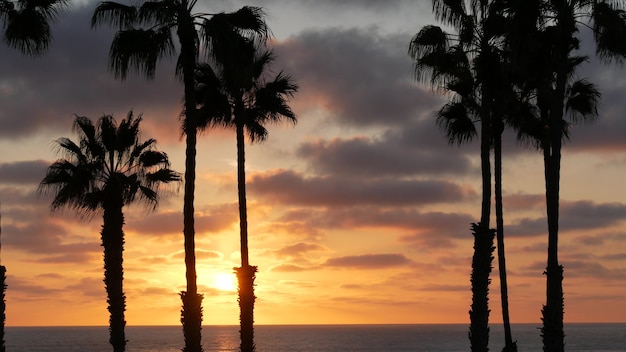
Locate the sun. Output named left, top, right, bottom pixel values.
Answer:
left=214, top=272, right=237, bottom=291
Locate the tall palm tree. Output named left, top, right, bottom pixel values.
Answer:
left=91, top=4, right=268, bottom=351
left=39, top=112, right=180, bottom=352
left=505, top=1, right=626, bottom=351
left=409, top=0, right=514, bottom=351
left=1, top=0, right=67, bottom=55
left=195, top=39, right=297, bottom=352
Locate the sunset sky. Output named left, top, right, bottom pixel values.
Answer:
left=0, top=0, right=625, bottom=327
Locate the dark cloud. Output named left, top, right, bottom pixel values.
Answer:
left=0, top=3, right=182, bottom=140
left=323, top=253, right=411, bottom=269
left=0, top=160, right=49, bottom=185
left=561, top=260, right=626, bottom=280
left=274, top=27, right=439, bottom=127
left=6, top=276, right=64, bottom=297
left=248, top=169, right=476, bottom=206
left=297, top=135, right=474, bottom=177
left=602, top=253, right=626, bottom=261
left=3, top=219, right=101, bottom=263
left=506, top=200, right=626, bottom=238
left=273, top=207, right=474, bottom=249
left=0, top=186, right=41, bottom=210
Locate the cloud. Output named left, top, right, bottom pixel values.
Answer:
left=506, top=200, right=626, bottom=237
left=3, top=219, right=101, bottom=264
left=0, top=160, right=49, bottom=185
left=171, top=249, right=223, bottom=261
left=274, top=27, right=440, bottom=127
left=0, top=3, right=182, bottom=140
left=269, top=263, right=308, bottom=272
left=323, top=253, right=411, bottom=269
left=248, top=169, right=476, bottom=207
left=297, top=136, right=474, bottom=177
left=125, top=204, right=238, bottom=237
left=270, top=242, right=328, bottom=258
left=6, top=276, right=65, bottom=298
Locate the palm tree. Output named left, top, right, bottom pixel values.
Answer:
left=504, top=1, right=626, bottom=351
left=194, top=39, right=297, bottom=352
left=39, top=112, right=180, bottom=352
left=409, top=1, right=517, bottom=351
left=1, top=0, right=67, bottom=55
left=91, top=4, right=269, bottom=351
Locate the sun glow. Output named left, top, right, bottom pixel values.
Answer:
left=214, top=272, right=237, bottom=291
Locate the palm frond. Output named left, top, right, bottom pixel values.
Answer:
left=565, top=78, right=600, bottom=122
left=592, top=1, right=626, bottom=63
left=4, top=8, right=50, bottom=55
left=432, top=0, right=467, bottom=27
left=195, top=63, right=232, bottom=129
left=137, top=0, right=177, bottom=27
left=243, top=118, right=268, bottom=143
left=109, top=27, right=175, bottom=80
left=91, top=1, right=137, bottom=29
left=139, top=150, right=170, bottom=168
left=408, top=25, right=449, bottom=77
left=219, top=6, right=269, bottom=43
left=201, top=6, right=269, bottom=61
left=146, top=168, right=181, bottom=183
left=435, top=101, right=477, bottom=145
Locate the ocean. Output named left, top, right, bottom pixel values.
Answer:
left=3, top=323, right=624, bottom=352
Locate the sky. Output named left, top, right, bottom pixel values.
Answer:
left=0, top=0, right=625, bottom=327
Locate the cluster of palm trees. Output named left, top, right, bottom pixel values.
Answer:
left=2, top=0, right=296, bottom=352
left=410, top=1, right=626, bottom=352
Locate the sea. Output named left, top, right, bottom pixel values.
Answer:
left=3, top=323, right=624, bottom=352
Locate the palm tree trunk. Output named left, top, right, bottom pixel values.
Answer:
left=542, top=121, right=564, bottom=352
left=469, top=74, right=493, bottom=352
left=102, top=198, right=126, bottom=352
left=0, top=265, right=6, bottom=352
left=469, top=223, right=495, bottom=352
left=178, top=14, right=203, bottom=352
left=541, top=34, right=568, bottom=352
left=235, top=122, right=256, bottom=352
left=494, top=127, right=517, bottom=352
left=237, top=123, right=250, bottom=268
left=236, top=265, right=257, bottom=352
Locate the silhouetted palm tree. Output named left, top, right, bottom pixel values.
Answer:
left=195, top=39, right=297, bottom=352
left=409, top=1, right=517, bottom=351
left=505, top=1, right=626, bottom=350
left=91, top=4, right=268, bottom=351
left=1, top=0, right=67, bottom=55
left=39, top=112, right=180, bottom=352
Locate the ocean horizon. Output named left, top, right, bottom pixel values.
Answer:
left=4, top=323, right=625, bottom=351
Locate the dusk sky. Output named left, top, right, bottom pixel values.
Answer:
left=0, top=0, right=625, bottom=327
